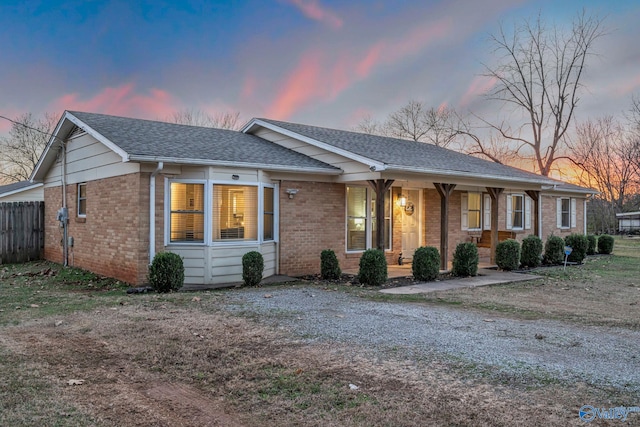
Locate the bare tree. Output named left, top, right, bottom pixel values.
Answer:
left=482, top=11, right=606, bottom=176
left=169, top=109, right=242, bottom=130
left=570, top=116, right=640, bottom=232
left=0, top=112, right=57, bottom=183
left=356, top=100, right=460, bottom=148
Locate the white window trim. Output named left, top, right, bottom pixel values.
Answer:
left=557, top=197, right=577, bottom=229
left=462, top=192, right=492, bottom=231
left=164, top=178, right=278, bottom=247
left=345, top=185, right=392, bottom=253
left=506, top=193, right=531, bottom=231
left=77, top=182, right=87, bottom=218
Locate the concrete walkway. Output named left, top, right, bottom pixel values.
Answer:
left=380, top=268, right=540, bottom=294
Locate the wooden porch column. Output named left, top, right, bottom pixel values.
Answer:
left=525, top=190, right=541, bottom=238
left=434, top=183, right=456, bottom=270
left=368, top=179, right=394, bottom=250
left=486, top=187, right=504, bottom=264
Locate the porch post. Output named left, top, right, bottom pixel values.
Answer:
left=486, top=187, right=504, bottom=264
left=525, top=190, right=541, bottom=238
left=434, top=183, right=456, bottom=270
left=368, top=179, right=394, bottom=250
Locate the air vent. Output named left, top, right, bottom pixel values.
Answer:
left=68, top=125, right=87, bottom=139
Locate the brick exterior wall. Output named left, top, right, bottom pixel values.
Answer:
left=541, top=194, right=585, bottom=240
left=44, top=172, right=151, bottom=285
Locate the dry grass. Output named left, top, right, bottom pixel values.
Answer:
left=0, top=238, right=638, bottom=426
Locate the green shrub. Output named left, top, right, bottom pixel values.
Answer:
left=565, top=234, right=588, bottom=263
left=412, top=246, right=440, bottom=281
left=358, top=249, right=387, bottom=286
left=320, top=249, right=341, bottom=280
left=521, top=235, right=543, bottom=268
left=148, top=252, right=184, bottom=293
left=496, top=239, right=521, bottom=271
left=452, top=242, right=479, bottom=277
left=543, top=235, right=565, bottom=265
left=242, top=251, right=264, bottom=286
left=586, top=235, right=597, bottom=256
left=597, top=234, right=615, bottom=254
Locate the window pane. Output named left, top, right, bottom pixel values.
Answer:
left=512, top=195, right=523, bottom=229
left=170, top=183, right=204, bottom=242
left=347, top=186, right=367, bottom=251
left=561, top=198, right=570, bottom=228
left=78, top=199, right=87, bottom=216
left=263, top=187, right=274, bottom=241
left=213, top=185, right=258, bottom=241
left=468, top=193, right=481, bottom=229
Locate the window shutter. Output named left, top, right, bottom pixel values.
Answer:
left=461, top=193, right=468, bottom=230
left=556, top=198, right=562, bottom=228
left=506, top=195, right=512, bottom=229
left=571, top=198, right=577, bottom=228
left=483, top=194, right=491, bottom=230
left=525, top=196, right=531, bottom=230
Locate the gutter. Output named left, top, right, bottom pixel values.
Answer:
left=149, top=162, right=163, bottom=264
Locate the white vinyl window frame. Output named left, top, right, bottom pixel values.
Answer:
left=164, top=178, right=278, bottom=246
left=345, top=185, right=392, bottom=253
left=461, top=192, right=492, bottom=231
left=557, top=197, right=577, bottom=229
left=506, top=193, right=532, bottom=231
left=77, top=182, right=87, bottom=218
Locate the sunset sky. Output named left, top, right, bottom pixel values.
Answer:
left=1, top=0, right=639, bottom=137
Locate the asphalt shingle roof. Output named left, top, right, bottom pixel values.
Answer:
left=0, top=181, right=39, bottom=195
left=257, top=118, right=560, bottom=185
left=68, top=111, right=339, bottom=172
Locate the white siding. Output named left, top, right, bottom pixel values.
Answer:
left=0, top=186, right=43, bottom=202
left=168, top=247, right=207, bottom=285
left=253, top=128, right=370, bottom=176
left=43, top=133, right=139, bottom=188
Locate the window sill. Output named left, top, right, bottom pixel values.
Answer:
left=75, top=217, right=86, bottom=223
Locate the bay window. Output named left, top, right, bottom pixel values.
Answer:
left=170, top=182, right=205, bottom=242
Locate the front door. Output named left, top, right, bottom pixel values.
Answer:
left=401, top=189, right=421, bottom=262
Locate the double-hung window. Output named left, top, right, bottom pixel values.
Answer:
left=506, top=193, right=532, bottom=231
left=77, top=183, right=87, bottom=217
left=461, top=192, right=491, bottom=230
left=557, top=197, right=576, bottom=229
left=212, top=185, right=257, bottom=241
left=170, top=182, right=205, bottom=242
left=346, top=185, right=391, bottom=251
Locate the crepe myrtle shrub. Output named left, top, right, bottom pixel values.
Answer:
left=495, top=239, right=521, bottom=271
left=412, top=246, right=440, bottom=281
left=148, top=252, right=184, bottom=293
left=320, top=249, right=341, bottom=280
left=452, top=242, right=479, bottom=277
left=586, top=235, right=598, bottom=256
left=521, top=235, right=543, bottom=268
left=543, top=235, right=565, bottom=265
left=242, top=251, right=264, bottom=287
left=597, top=234, right=615, bottom=255
left=358, top=249, right=388, bottom=286
left=565, top=234, right=588, bottom=263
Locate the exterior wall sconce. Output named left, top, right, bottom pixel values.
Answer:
left=286, top=189, right=299, bottom=199
left=397, top=194, right=407, bottom=207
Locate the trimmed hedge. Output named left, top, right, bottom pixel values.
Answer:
left=565, top=234, right=588, bottom=263
left=586, top=235, right=597, bottom=256
left=320, top=249, right=341, bottom=280
left=358, top=249, right=388, bottom=286
left=412, top=246, right=440, bottom=281
left=452, top=242, right=479, bottom=277
left=496, top=239, right=521, bottom=271
left=521, top=235, right=543, bottom=268
left=242, top=251, right=264, bottom=286
left=148, top=252, right=184, bottom=293
left=597, top=234, right=615, bottom=254
left=544, top=235, right=565, bottom=265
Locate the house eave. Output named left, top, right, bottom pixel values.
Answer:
left=243, top=119, right=387, bottom=172
left=128, top=155, right=343, bottom=175
left=0, top=183, right=43, bottom=198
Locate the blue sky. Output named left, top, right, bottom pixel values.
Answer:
left=1, top=0, right=638, bottom=134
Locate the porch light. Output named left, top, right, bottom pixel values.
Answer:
left=397, top=194, right=407, bottom=207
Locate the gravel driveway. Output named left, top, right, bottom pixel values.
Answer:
left=226, top=286, right=640, bottom=392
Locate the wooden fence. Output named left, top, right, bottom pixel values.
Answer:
left=0, top=201, right=45, bottom=264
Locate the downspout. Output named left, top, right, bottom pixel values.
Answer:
left=61, top=141, right=68, bottom=267
left=149, top=162, right=164, bottom=264
left=584, top=199, right=588, bottom=235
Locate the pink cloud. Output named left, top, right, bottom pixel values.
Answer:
left=241, top=74, right=257, bottom=99
left=614, top=73, right=640, bottom=96
left=285, top=0, right=343, bottom=29
left=460, top=76, right=498, bottom=107
left=51, top=84, right=178, bottom=120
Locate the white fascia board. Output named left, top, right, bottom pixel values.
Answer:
left=0, top=183, right=43, bottom=197
left=128, top=155, right=343, bottom=175
left=30, top=112, right=70, bottom=181
left=65, top=112, right=130, bottom=161
left=616, top=211, right=640, bottom=218
left=242, top=119, right=386, bottom=172
left=387, top=164, right=555, bottom=187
